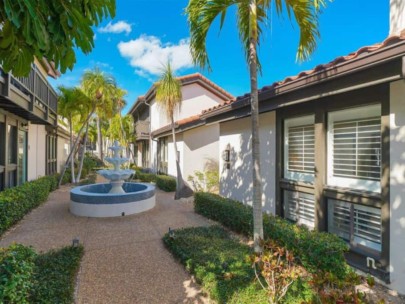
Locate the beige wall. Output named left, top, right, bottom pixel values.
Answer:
left=183, top=124, right=220, bottom=183
left=167, top=134, right=183, bottom=177
left=27, top=124, right=46, bottom=180
left=219, top=111, right=276, bottom=213
left=389, top=80, right=405, bottom=294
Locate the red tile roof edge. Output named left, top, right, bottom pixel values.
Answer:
left=151, top=115, right=203, bottom=137
left=201, top=31, right=405, bottom=116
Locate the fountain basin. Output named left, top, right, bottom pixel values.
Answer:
left=70, top=182, right=156, bottom=218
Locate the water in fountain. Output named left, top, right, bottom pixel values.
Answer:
left=97, top=141, right=135, bottom=194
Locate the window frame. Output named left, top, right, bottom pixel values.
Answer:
left=283, top=115, right=315, bottom=183
left=327, top=104, right=381, bottom=193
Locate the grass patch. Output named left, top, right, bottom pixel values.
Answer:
left=163, top=226, right=267, bottom=304
left=31, top=245, right=84, bottom=303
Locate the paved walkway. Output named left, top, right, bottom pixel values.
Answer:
left=0, top=185, right=212, bottom=303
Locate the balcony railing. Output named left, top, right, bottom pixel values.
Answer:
left=0, top=65, right=58, bottom=124
left=135, top=120, right=150, bottom=141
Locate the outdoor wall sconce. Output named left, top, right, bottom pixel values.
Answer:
left=222, top=148, right=231, bottom=169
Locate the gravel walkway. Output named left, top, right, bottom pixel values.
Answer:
left=0, top=185, right=212, bottom=304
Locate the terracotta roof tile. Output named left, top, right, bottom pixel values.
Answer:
left=201, top=31, right=405, bottom=116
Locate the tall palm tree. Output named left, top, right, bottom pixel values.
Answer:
left=81, top=68, right=117, bottom=162
left=186, top=0, right=326, bottom=252
left=156, top=62, right=193, bottom=199
left=58, top=86, right=90, bottom=183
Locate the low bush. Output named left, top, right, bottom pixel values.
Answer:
left=0, top=244, right=37, bottom=303
left=156, top=175, right=176, bottom=192
left=31, top=245, right=84, bottom=303
left=194, top=192, right=349, bottom=278
left=0, top=175, right=58, bottom=236
left=136, top=171, right=157, bottom=183
left=0, top=244, right=84, bottom=304
left=163, top=226, right=269, bottom=303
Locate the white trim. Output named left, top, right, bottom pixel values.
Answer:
left=327, top=104, right=381, bottom=193
left=284, top=115, right=315, bottom=183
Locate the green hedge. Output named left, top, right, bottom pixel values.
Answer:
left=163, top=226, right=269, bottom=304
left=0, top=175, right=58, bottom=236
left=194, top=192, right=349, bottom=278
left=0, top=244, right=83, bottom=304
left=156, top=175, right=176, bottom=192
left=136, top=171, right=157, bottom=183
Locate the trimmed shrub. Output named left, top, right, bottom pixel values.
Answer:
left=31, top=245, right=84, bottom=303
left=156, top=175, right=176, bottom=192
left=163, top=226, right=269, bottom=304
left=136, top=171, right=157, bottom=183
left=0, top=244, right=37, bottom=304
left=194, top=192, right=349, bottom=278
left=0, top=175, right=58, bottom=236
left=0, top=244, right=84, bottom=304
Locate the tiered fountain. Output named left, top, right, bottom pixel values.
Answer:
left=70, top=141, right=156, bottom=218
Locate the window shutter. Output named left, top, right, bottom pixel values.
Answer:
left=284, top=190, right=315, bottom=228
left=328, top=199, right=382, bottom=252
left=288, top=125, right=315, bottom=174
left=332, top=117, right=381, bottom=181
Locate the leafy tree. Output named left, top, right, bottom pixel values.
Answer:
left=156, top=62, right=193, bottom=199
left=81, top=68, right=117, bottom=162
left=0, top=0, right=115, bottom=76
left=186, top=0, right=327, bottom=252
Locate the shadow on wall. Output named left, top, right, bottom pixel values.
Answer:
left=220, top=131, right=273, bottom=212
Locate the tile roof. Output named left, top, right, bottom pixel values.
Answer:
left=201, top=31, right=405, bottom=116
left=151, top=115, right=202, bottom=137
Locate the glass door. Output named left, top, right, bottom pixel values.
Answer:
left=17, top=130, right=27, bottom=185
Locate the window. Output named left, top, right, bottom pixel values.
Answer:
left=284, top=190, right=315, bottom=228
left=327, top=104, right=381, bottom=192
left=7, top=125, right=17, bottom=164
left=284, top=115, right=315, bottom=182
left=328, top=199, right=382, bottom=254
left=46, top=134, right=57, bottom=175
left=158, top=137, right=168, bottom=174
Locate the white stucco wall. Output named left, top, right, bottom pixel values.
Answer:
left=390, top=0, right=405, bottom=36
left=27, top=124, right=46, bottom=181
left=150, top=83, right=224, bottom=132
left=183, top=124, right=220, bottom=183
left=167, top=134, right=183, bottom=177
left=219, top=111, right=276, bottom=213
left=389, top=80, right=405, bottom=295
left=57, top=135, right=70, bottom=173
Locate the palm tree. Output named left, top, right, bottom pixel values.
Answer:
left=156, top=62, right=193, bottom=199
left=81, top=68, right=117, bottom=162
left=186, top=0, right=326, bottom=252
left=58, top=87, right=95, bottom=186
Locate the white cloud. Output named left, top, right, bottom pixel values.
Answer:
left=117, top=35, right=193, bottom=77
left=98, top=21, right=132, bottom=35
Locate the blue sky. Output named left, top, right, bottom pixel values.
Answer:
left=50, top=0, right=389, bottom=114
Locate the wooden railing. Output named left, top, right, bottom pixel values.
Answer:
left=135, top=120, right=150, bottom=140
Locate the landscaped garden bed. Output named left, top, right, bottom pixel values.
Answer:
left=163, top=193, right=388, bottom=303
left=0, top=244, right=83, bottom=303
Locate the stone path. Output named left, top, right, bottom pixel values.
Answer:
left=0, top=185, right=212, bottom=304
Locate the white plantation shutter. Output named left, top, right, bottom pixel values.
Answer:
left=332, top=117, right=381, bottom=181
left=288, top=125, right=315, bottom=174
left=328, top=199, right=382, bottom=252
left=284, top=190, right=315, bottom=228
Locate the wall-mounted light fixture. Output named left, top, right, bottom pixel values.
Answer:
left=222, top=147, right=231, bottom=169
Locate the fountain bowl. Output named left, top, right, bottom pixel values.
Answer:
left=70, top=182, right=156, bottom=218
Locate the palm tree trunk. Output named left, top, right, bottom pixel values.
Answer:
left=171, top=116, right=193, bottom=200
left=58, top=107, right=96, bottom=187
left=96, top=115, right=104, bottom=162
left=76, top=121, right=89, bottom=182
left=69, top=119, right=76, bottom=184
left=249, top=0, right=264, bottom=253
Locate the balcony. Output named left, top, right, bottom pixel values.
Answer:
left=0, top=65, right=58, bottom=125
left=135, top=120, right=150, bottom=141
